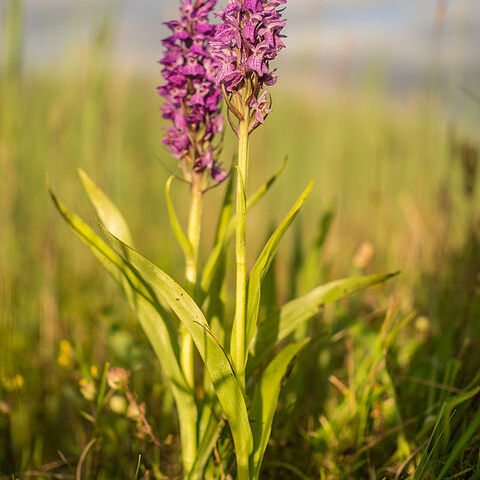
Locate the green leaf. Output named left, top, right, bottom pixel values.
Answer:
left=413, top=404, right=449, bottom=480
left=441, top=385, right=480, bottom=450
left=49, top=188, right=188, bottom=388
left=213, top=173, right=236, bottom=244
left=202, top=180, right=231, bottom=387
left=78, top=168, right=134, bottom=247
left=288, top=222, right=304, bottom=300
left=206, top=254, right=227, bottom=347
left=244, top=181, right=314, bottom=366
left=190, top=400, right=223, bottom=479
left=250, top=340, right=309, bottom=479
left=132, top=454, right=142, bottom=480
left=261, top=245, right=278, bottom=320
left=200, top=175, right=235, bottom=300
left=50, top=188, right=151, bottom=304
left=96, top=362, right=111, bottom=414
left=252, top=272, right=398, bottom=368
left=165, top=176, right=194, bottom=263
left=49, top=189, right=199, bottom=473
left=437, top=401, right=480, bottom=480
left=99, top=224, right=254, bottom=461
left=200, top=159, right=286, bottom=300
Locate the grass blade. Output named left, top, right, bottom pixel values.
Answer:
left=436, top=406, right=480, bottom=480
left=252, top=272, right=398, bottom=368
left=191, top=401, right=223, bottom=478
left=132, top=454, right=141, bottom=480
left=250, top=340, right=309, bottom=479
left=441, top=386, right=480, bottom=448
left=243, top=181, right=314, bottom=366
left=165, top=176, right=194, bottom=263
left=96, top=362, right=110, bottom=415
left=413, top=404, right=448, bottom=480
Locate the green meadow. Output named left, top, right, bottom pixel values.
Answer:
left=1, top=3, right=480, bottom=479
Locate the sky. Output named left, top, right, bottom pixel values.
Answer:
left=1, top=0, right=479, bottom=94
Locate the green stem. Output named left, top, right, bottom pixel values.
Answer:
left=186, top=176, right=203, bottom=289
left=180, top=175, right=204, bottom=476
left=237, top=458, right=251, bottom=480
left=182, top=176, right=203, bottom=389
left=232, top=111, right=250, bottom=388
left=174, top=388, right=199, bottom=479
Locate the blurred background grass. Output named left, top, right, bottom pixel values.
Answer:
left=1, top=0, right=480, bottom=478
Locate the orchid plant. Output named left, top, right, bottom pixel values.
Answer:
left=50, top=0, right=395, bottom=478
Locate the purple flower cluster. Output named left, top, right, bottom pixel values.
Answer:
left=212, top=0, right=287, bottom=93
left=158, top=0, right=226, bottom=182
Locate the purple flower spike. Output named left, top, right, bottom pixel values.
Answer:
left=211, top=0, right=287, bottom=132
left=212, top=0, right=287, bottom=93
left=158, top=0, right=226, bottom=183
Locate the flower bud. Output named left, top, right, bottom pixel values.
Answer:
left=107, top=367, right=130, bottom=391
left=127, top=401, right=145, bottom=421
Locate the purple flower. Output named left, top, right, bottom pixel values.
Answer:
left=158, top=0, right=226, bottom=183
left=211, top=0, right=287, bottom=93
left=249, top=91, right=271, bottom=124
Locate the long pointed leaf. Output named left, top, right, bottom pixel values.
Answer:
left=437, top=404, right=480, bottom=480
left=244, top=181, right=314, bottom=366
left=441, top=386, right=480, bottom=449
left=165, top=176, right=194, bottom=263
left=200, top=160, right=287, bottom=299
left=413, top=404, right=449, bottom=480
left=250, top=340, right=309, bottom=479
left=252, top=272, right=398, bottom=368
left=190, top=400, right=223, bottom=478
left=200, top=175, right=235, bottom=299
left=49, top=189, right=199, bottom=472
left=78, top=168, right=134, bottom=247
left=99, top=225, right=254, bottom=460
left=213, top=173, right=236, bottom=244
left=50, top=188, right=150, bottom=305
